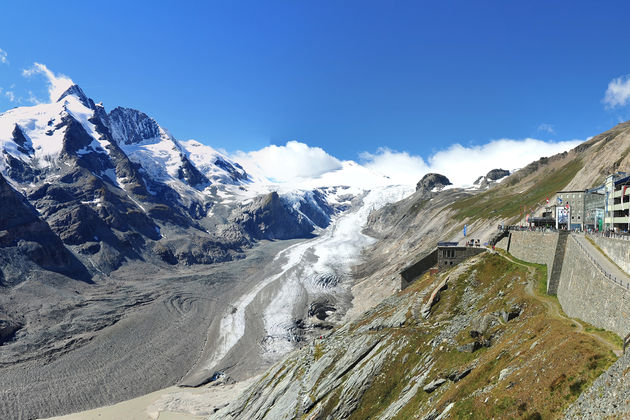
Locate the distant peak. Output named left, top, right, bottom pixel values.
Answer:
left=57, top=84, right=91, bottom=108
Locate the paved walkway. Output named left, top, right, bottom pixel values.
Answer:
left=572, top=234, right=630, bottom=290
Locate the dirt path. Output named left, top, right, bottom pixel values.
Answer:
left=496, top=250, right=621, bottom=355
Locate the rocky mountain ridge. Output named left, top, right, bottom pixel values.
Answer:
left=0, top=85, right=345, bottom=282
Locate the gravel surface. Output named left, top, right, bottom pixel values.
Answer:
left=0, top=240, right=298, bottom=420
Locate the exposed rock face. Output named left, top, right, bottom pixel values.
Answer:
left=416, top=173, right=452, bottom=193
left=213, top=156, right=249, bottom=183
left=108, top=107, right=161, bottom=145
left=230, top=192, right=316, bottom=240
left=473, top=168, right=510, bottom=189
left=0, top=173, right=90, bottom=283
left=485, top=168, right=510, bottom=181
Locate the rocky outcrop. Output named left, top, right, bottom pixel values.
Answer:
left=486, top=168, right=510, bottom=181
left=230, top=191, right=328, bottom=240
left=416, top=173, right=452, bottom=193
left=473, top=168, right=510, bottom=189
left=0, top=174, right=90, bottom=283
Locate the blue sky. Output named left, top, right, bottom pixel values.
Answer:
left=1, top=0, right=630, bottom=164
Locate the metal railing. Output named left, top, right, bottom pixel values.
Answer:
left=587, top=231, right=630, bottom=242
left=570, top=235, right=630, bottom=291
left=497, top=227, right=630, bottom=290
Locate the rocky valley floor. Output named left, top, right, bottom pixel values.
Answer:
left=0, top=239, right=312, bottom=420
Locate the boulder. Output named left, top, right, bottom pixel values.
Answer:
left=423, top=378, right=446, bottom=393
left=448, top=366, right=472, bottom=382
left=469, top=313, right=494, bottom=337
left=458, top=339, right=491, bottom=353
left=501, top=305, right=522, bottom=323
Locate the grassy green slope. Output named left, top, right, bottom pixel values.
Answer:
left=343, top=253, right=617, bottom=420
left=451, top=159, right=583, bottom=223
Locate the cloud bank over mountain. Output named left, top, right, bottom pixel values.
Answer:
left=237, top=138, right=582, bottom=188
left=234, top=141, right=343, bottom=183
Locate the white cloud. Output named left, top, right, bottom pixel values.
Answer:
left=5, top=91, right=15, bottom=102
left=359, top=148, right=429, bottom=185
left=603, top=75, right=630, bottom=108
left=361, top=138, right=583, bottom=187
left=0, top=48, right=7, bottom=64
left=234, top=140, right=343, bottom=182
left=233, top=137, right=582, bottom=190
left=537, top=123, right=555, bottom=134
left=22, top=63, right=74, bottom=103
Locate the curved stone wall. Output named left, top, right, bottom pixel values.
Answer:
left=496, top=231, right=558, bottom=282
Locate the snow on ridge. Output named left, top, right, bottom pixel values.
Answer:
left=179, top=139, right=248, bottom=185
left=0, top=84, right=417, bottom=212
left=0, top=101, right=69, bottom=168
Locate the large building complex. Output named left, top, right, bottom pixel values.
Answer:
left=532, top=172, right=630, bottom=232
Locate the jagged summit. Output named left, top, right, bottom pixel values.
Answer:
left=57, top=84, right=92, bottom=108
left=108, top=107, right=161, bottom=145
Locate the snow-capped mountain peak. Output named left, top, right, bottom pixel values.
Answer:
left=57, top=84, right=92, bottom=108
left=0, top=79, right=415, bottom=282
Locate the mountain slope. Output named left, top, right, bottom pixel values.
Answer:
left=0, top=173, right=89, bottom=284
left=211, top=253, right=615, bottom=419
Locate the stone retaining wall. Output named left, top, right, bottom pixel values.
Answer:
left=590, top=235, right=630, bottom=276
left=501, top=231, right=630, bottom=337
left=496, top=231, right=558, bottom=282
left=400, top=249, right=438, bottom=290
left=557, top=236, right=630, bottom=338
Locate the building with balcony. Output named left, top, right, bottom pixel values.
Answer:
left=603, top=172, right=630, bottom=231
